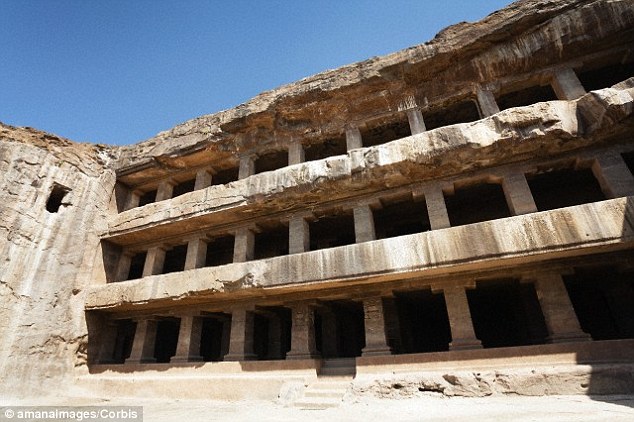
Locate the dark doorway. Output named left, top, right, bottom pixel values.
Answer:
left=111, top=319, right=136, bottom=363
left=316, top=301, right=365, bottom=358
left=309, top=210, right=356, bottom=251
left=172, top=178, right=196, bottom=198
left=162, top=244, right=188, bottom=274
left=424, top=100, right=481, bottom=130
left=467, top=279, right=548, bottom=348
left=395, top=290, right=451, bottom=353
left=445, top=182, right=511, bottom=227
left=305, top=137, right=347, bottom=162
left=578, top=61, right=634, bottom=92
left=255, top=150, right=288, bottom=174
left=127, top=252, right=147, bottom=280
left=361, top=119, right=411, bottom=148
left=205, top=235, right=235, bottom=267
left=496, top=84, right=558, bottom=111
left=373, top=194, right=431, bottom=240
left=200, top=314, right=231, bottom=362
left=153, top=318, right=181, bottom=363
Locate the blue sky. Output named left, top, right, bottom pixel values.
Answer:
left=1, top=1, right=513, bottom=146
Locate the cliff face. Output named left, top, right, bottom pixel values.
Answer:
left=0, top=124, right=115, bottom=395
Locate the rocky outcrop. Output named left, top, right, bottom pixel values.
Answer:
left=0, top=124, right=114, bottom=396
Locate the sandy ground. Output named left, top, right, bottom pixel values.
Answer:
left=2, top=394, right=633, bottom=421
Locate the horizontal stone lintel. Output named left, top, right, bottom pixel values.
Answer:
left=86, top=197, right=634, bottom=310
left=105, top=84, right=634, bottom=246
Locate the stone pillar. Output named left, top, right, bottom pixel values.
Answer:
left=288, top=141, right=305, bottom=165
left=267, top=314, right=284, bottom=359
left=361, top=297, right=392, bottom=356
left=194, top=169, right=213, bottom=190
left=320, top=308, right=338, bottom=358
left=353, top=204, right=376, bottom=243
left=125, top=318, right=157, bottom=364
left=155, top=180, right=175, bottom=202
left=289, top=215, right=310, bottom=254
left=417, top=186, right=451, bottom=230
left=238, top=154, right=256, bottom=180
left=115, top=252, right=132, bottom=282
left=592, top=153, right=634, bottom=199
left=502, top=172, right=538, bottom=215
left=224, top=308, right=257, bottom=361
left=97, top=321, right=119, bottom=364
left=286, top=303, right=320, bottom=359
left=184, top=237, right=207, bottom=270
left=476, top=86, right=500, bottom=117
left=172, top=315, right=203, bottom=363
left=434, top=282, right=482, bottom=350
left=233, top=227, right=255, bottom=263
left=124, top=190, right=141, bottom=211
left=530, top=273, right=591, bottom=343
left=551, top=67, right=586, bottom=100
left=406, top=108, right=427, bottom=135
left=345, top=125, right=363, bottom=151
left=142, top=246, right=166, bottom=277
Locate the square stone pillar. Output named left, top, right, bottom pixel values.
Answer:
left=125, top=319, right=158, bottom=364
left=433, top=282, right=482, bottom=350
left=353, top=204, right=376, bottom=243
left=406, top=108, right=427, bottom=135
left=286, top=303, right=320, bottom=360
left=124, top=190, right=141, bottom=211
left=288, top=141, right=305, bottom=165
left=233, top=227, right=255, bottom=262
left=171, top=315, right=204, bottom=363
left=97, top=321, right=119, bottom=364
left=115, top=252, right=132, bottom=282
left=194, top=169, right=213, bottom=190
left=184, top=237, right=208, bottom=270
left=361, top=297, right=392, bottom=356
left=224, top=307, right=257, bottom=361
left=502, top=172, right=538, bottom=215
left=415, top=186, right=451, bottom=230
left=345, top=125, right=363, bottom=151
left=238, top=154, right=255, bottom=180
left=551, top=67, right=586, bottom=100
left=155, top=180, right=175, bottom=202
left=142, top=246, right=166, bottom=277
left=476, top=86, right=500, bottom=117
left=289, top=215, right=310, bottom=254
left=592, top=153, right=634, bottom=199
left=528, top=273, right=591, bottom=343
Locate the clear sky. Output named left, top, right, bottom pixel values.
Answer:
left=1, top=1, right=513, bottom=146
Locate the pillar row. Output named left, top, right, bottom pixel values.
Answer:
left=476, top=86, right=500, bottom=117
left=125, top=319, right=157, bottom=364
left=528, top=273, right=591, bottom=343
left=142, top=246, right=166, bottom=277
left=502, top=172, right=538, bottom=215
left=288, top=141, right=305, bottom=165
left=361, top=297, right=392, bottom=357
left=433, top=283, right=482, bottom=351
left=172, top=315, right=204, bottom=363
left=184, top=237, right=208, bottom=270
left=233, top=228, right=255, bottom=263
left=238, top=154, right=256, bottom=180
left=115, top=252, right=132, bottom=282
left=592, top=153, right=634, bottom=199
left=353, top=204, right=376, bottom=243
left=406, top=108, right=427, bottom=135
left=345, top=125, right=363, bottom=151
left=551, top=67, right=586, bottom=101
left=194, top=169, right=213, bottom=190
left=224, top=308, right=257, bottom=361
left=155, top=180, right=175, bottom=202
left=419, top=186, right=451, bottom=230
left=289, top=215, right=310, bottom=254
left=286, top=303, right=320, bottom=360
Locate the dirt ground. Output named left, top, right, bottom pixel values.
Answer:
left=2, top=394, right=633, bottom=421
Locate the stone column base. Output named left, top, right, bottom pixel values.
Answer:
left=361, top=346, right=392, bottom=357
left=170, top=355, right=204, bottom=363
left=286, top=351, right=320, bottom=360
left=548, top=332, right=592, bottom=343
left=224, top=353, right=257, bottom=361
left=449, top=338, right=483, bottom=351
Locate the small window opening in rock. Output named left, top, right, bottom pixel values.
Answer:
left=304, top=137, right=347, bottom=162
left=373, top=194, right=431, bottom=240
left=138, top=189, right=157, bottom=207
left=444, top=182, right=511, bottom=227
left=46, top=184, right=70, bottom=213
left=309, top=210, right=356, bottom=251
left=211, top=167, right=239, bottom=186
left=578, top=61, right=634, bottom=92
left=172, top=178, right=196, bottom=198
left=255, top=150, right=288, bottom=174
left=361, top=119, right=411, bottom=148
left=526, top=167, right=606, bottom=212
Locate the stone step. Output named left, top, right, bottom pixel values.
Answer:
left=308, top=381, right=351, bottom=390
left=304, top=389, right=347, bottom=399
left=319, top=366, right=356, bottom=376
left=294, top=397, right=343, bottom=410
left=321, top=358, right=356, bottom=368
